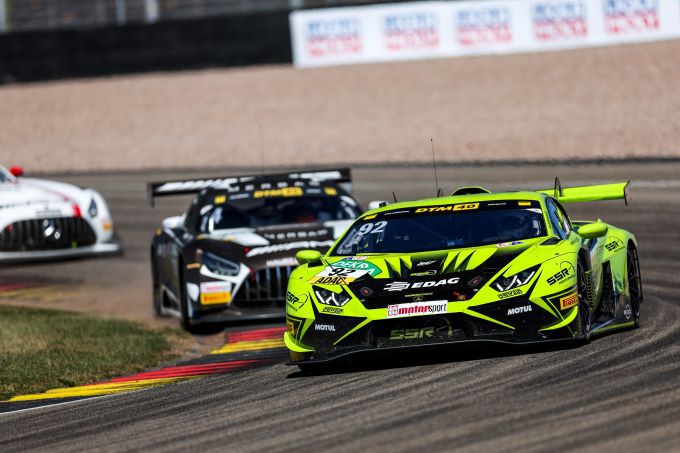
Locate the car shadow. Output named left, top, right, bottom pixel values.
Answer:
left=285, top=339, right=578, bottom=378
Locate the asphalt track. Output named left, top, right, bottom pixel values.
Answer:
left=1, top=163, right=680, bottom=452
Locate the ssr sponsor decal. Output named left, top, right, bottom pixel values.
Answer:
left=390, top=327, right=435, bottom=340
left=605, top=239, right=624, bottom=252
left=415, top=203, right=479, bottom=213
left=246, top=240, right=335, bottom=257
left=547, top=262, right=575, bottom=285
left=507, top=305, right=532, bottom=315
left=387, top=300, right=448, bottom=318
left=603, top=0, right=659, bottom=34
left=384, top=13, right=439, bottom=51
left=456, top=7, right=512, bottom=47
left=306, top=18, right=362, bottom=57
left=384, top=277, right=460, bottom=292
left=331, top=259, right=382, bottom=276
left=498, top=288, right=523, bottom=299
left=560, top=292, right=578, bottom=310
left=322, top=306, right=344, bottom=314
left=199, top=281, right=232, bottom=305
left=286, top=292, right=308, bottom=312
left=314, top=324, right=336, bottom=332
left=533, top=1, right=588, bottom=41
left=253, top=187, right=303, bottom=198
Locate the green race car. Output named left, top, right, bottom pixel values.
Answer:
left=283, top=181, right=642, bottom=367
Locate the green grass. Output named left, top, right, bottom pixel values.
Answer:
left=0, top=305, right=185, bottom=400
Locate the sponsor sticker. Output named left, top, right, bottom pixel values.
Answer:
left=306, top=18, right=363, bottom=57
left=214, top=195, right=227, bottom=204
left=560, top=292, right=578, bottom=310
left=246, top=240, right=335, bottom=257
left=383, top=13, right=439, bottom=51
left=384, top=277, right=460, bottom=292
left=507, top=305, right=532, bottom=315
left=496, top=241, right=524, bottom=247
left=322, top=306, right=344, bottom=314
left=533, top=1, right=588, bottom=41
left=387, top=300, right=448, bottom=318
left=266, top=257, right=299, bottom=267
left=253, top=187, right=304, bottom=198
left=456, top=7, right=512, bottom=47
left=518, top=201, right=532, bottom=206
left=603, top=0, right=659, bottom=34
left=498, top=288, right=523, bottom=299
left=200, top=281, right=232, bottom=305
left=286, top=292, right=308, bottom=311
left=308, top=266, right=371, bottom=284
left=324, top=187, right=338, bottom=196
left=390, top=327, right=435, bottom=340
left=415, top=203, right=479, bottom=213
left=314, top=324, right=336, bottom=332
left=547, top=262, right=575, bottom=285
left=331, top=259, right=382, bottom=276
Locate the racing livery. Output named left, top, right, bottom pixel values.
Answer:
left=148, top=169, right=362, bottom=330
left=284, top=180, right=642, bottom=367
left=0, top=165, right=120, bottom=263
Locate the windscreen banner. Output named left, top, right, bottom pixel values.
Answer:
left=290, top=0, right=680, bottom=67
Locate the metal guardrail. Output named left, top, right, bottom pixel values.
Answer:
left=0, top=0, right=394, bottom=33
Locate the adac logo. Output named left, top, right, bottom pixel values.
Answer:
left=603, top=0, right=659, bottom=34
left=306, top=18, right=362, bottom=57
left=533, top=1, right=588, bottom=41
left=383, top=13, right=439, bottom=51
left=456, top=7, right=512, bottom=47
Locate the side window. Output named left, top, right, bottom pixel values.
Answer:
left=554, top=200, right=572, bottom=235
left=545, top=198, right=567, bottom=240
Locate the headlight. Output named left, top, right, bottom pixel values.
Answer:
left=88, top=198, right=98, bottom=217
left=199, top=250, right=240, bottom=276
left=314, top=287, right=352, bottom=307
left=492, top=266, right=539, bottom=292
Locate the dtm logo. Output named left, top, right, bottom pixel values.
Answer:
left=533, top=1, right=588, bottom=41
left=456, top=7, right=512, bottom=47
left=306, top=18, right=362, bottom=57
left=603, top=0, right=659, bottom=34
left=384, top=13, right=439, bottom=51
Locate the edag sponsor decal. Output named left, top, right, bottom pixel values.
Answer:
left=387, top=300, right=448, bottom=318
left=533, top=1, right=588, bottom=41
left=384, top=277, right=460, bottom=292
left=603, top=0, right=659, bottom=34
left=456, top=7, right=512, bottom=47
left=306, top=18, right=362, bottom=57
left=384, top=13, right=439, bottom=51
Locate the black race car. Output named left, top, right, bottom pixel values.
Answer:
left=148, top=169, right=361, bottom=330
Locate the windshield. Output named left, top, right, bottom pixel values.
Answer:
left=332, top=200, right=546, bottom=255
left=198, top=195, right=360, bottom=232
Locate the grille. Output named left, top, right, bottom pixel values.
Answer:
left=233, top=266, right=295, bottom=308
left=0, top=217, right=97, bottom=251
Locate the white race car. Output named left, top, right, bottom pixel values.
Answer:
left=0, top=165, right=121, bottom=263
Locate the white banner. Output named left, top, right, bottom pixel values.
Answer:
left=290, top=0, right=680, bottom=67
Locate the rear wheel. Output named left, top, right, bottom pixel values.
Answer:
left=577, top=259, right=591, bottom=343
left=178, top=262, right=195, bottom=332
left=627, top=246, right=643, bottom=327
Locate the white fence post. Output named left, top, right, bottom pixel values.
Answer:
left=0, top=0, right=6, bottom=33
left=115, top=0, right=126, bottom=25
left=144, top=0, right=159, bottom=23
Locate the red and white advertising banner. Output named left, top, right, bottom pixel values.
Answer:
left=290, top=0, right=680, bottom=67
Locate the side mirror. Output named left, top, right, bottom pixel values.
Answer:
left=296, top=249, right=322, bottom=265
left=578, top=222, right=608, bottom=239
left=367, top=200, right=388, bottom=210
left=9, top=166, right=24, bottom=177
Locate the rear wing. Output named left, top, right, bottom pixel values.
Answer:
left=537, top=178, right=630, bottom=204
left=147, top=168, right=352, bottom=206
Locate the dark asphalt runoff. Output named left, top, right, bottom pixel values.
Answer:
left=1, top=163, right=679, bottom=452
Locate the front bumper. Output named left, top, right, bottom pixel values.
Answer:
left=0, top=240, right=122, bottom=265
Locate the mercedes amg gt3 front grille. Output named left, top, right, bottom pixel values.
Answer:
left=233, top=266, right=294, bottom=308
left=0, top=217, right=97, bottom=251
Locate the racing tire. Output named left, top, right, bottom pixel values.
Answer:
left=577, top=259, right=592, bottom=344
left=178, top=261, right=197, bottom=333
left=151, top=249, right=162, bottom=317
left=627, top=245, right=643, bottom=327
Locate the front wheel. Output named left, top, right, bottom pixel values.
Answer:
left=151, top=249, right=162, bottom=317
left=577, top=259, right=591, bottom=343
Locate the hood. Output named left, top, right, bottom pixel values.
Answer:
left=311, top=238, right=556, bottom=307
left=0, top=177, right=88, bottom=210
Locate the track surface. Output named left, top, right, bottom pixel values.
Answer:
left=1, top=163, right=680, bottom=451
